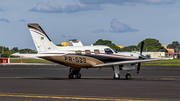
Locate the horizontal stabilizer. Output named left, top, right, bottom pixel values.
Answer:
left=11, top=53, right=39, bottom=59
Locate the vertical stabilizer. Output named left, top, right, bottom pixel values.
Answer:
left=28, top=23, right=57, bottom=52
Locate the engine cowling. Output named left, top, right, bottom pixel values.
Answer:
left=121, top=64, right=136, bottom=71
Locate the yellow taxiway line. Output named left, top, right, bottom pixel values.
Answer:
left=0, top=93, right=161, bottom=101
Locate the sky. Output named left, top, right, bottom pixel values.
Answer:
left=0, top=0, right=180, bottom=50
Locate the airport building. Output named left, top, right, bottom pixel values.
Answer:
left=118, top=45, right=124, bottom=49
left=119, top=45, right=178, bottom=59
left=136, top=52, right=165, bottom=58
left=61, top=42, right=69, bottom=46
left=162, top=45, right=179, bottom=58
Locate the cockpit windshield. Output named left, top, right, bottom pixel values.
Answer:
left=112, top=49, right=118, bottom=53
left=104, top=48, right=114, bottom=54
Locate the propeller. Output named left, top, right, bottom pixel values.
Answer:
left=137, top=41, right=144, bottom=74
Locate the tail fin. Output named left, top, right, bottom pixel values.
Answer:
left=28, top=23, right=57, bottom=52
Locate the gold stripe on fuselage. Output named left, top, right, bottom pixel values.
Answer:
left=40, top=55, right=104, bottom=68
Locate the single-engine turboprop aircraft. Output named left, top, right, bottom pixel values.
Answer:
left=13, top=23, right=168, bottom=79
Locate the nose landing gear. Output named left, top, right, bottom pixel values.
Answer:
left=125, top=73, right=131, bottom=80
left=113, top=65, right=120, bottom=80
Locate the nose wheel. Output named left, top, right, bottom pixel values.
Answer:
left=125, top=73, right=131, bottom=80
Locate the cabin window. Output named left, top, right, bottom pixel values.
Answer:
left=104, top=48, right=113, bottom=54
left=85, top=50, right=91, bottom=55
left=94, top=49, right=100, bottom=54
left=75, top=50, right=81, bottom=55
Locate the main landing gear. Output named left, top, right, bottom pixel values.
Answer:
left=68, top=68, right=81, bottom=79
left=113, top=65, right=131, bottom=80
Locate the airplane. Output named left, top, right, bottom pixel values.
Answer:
left=12, top=23, right=169, bottom=80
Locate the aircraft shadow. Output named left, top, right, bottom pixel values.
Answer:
left=22, top=77, right=178, bottom=81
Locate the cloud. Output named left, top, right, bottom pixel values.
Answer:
left=19, top=19, right=26, bottom=22
left=139, top=0, right=176, bottom=5
left=0, top=7, right=4, bottom=11
left=92, top=19, right=139, bottom=33
left=64, top=4, right=103, bottom=13
left=109, top=19, right=139, bottom=33
left=29, top=2, right=63, bottom=13
left=30, top=2, right=103, bottom=13
left=92, top=29, right=107, bottom=33
left=0, top=18, right=9, bottom=23
left=29, top=0, right=175, bottom=14
left=80, top=0, right=176, bottom=5
left=61, top=35, right=72, bottom=38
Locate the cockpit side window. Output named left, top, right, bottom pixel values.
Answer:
left=104, top=48, right=113, bottom=54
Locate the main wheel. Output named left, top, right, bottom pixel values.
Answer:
left=75, top=73, right=81, bottom=79
left=113, top=74, right=120, bottom=79
left=69, top=74, right=74, bottom=79
left=125, top=73, right=131, bottom=80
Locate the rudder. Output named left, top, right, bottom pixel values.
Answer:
left=28, top=23, right=57, bottom=52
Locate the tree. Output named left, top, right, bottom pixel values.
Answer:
left=11, top=47, right=19, bottom=53
left=19, top=48, right=37, bottom=53
left=93, top=39, right=112, bottom=45
left=146, top=54, right=151, bottom=59
left=93, top=39, right=121, bottom=51
left=1, top=51, right=11, bottom=58
left=0, top=46, right=9, bottom=54
left=56, top=44, right=63, bottom=46
left=121, top=45, right=137, bottom=52
left=137, top=38, right=167, bottom=52
left=167, top=41, right=180, bottom=52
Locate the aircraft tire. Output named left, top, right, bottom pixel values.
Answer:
left=69, top=74, right=74, bottom=79
left=75, top=73, right=81, bottom=79
left=125, top=73, right=131, bottom=80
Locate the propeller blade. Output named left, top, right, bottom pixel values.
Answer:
left=137, top=63, right=141, bottom=74
left=140, top=41, right=144, bottom=55
left=137, top=41, right=144, bottom=74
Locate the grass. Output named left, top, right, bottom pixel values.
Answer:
left=142, top=59, right=180, bottom=66
left=142, top=64, right=180, bottom=66
left=10, top=59, right=53, bottom=63
left=144, top=59, right=180, bottom=63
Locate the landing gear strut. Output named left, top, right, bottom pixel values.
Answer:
left=68, top=68, right=81, bottom=79
left=113, top=74, right=120, bottom=79
left=113, top=65, right=120, bottom=79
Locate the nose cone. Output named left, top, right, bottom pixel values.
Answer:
left=140, top=54, right=147, bottom=59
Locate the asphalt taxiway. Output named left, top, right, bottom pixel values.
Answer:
left=0, top=65, right=180, bottom=101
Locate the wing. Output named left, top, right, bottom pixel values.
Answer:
left=94, top=58, right=170, bottom=67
